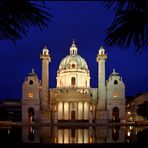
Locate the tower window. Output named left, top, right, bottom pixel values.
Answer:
left=113, top=92, right=118, bottom=98
left=114, top=80, right=118, bottom=85
left=72, top=64, right=75, bottom=68
left=28, top=92, right=34, bottom=98
left=29, top=80, right=33, bottom=85
left=71, top=77, right=75, bottom=86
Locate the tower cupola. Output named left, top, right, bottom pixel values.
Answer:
left=42, top=46, right=49, bottom=56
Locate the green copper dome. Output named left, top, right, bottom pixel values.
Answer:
left=59, top=54, right=88, bottom=71
left=58, top=39, right=89, bottom=71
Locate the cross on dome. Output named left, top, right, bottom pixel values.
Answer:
left=72, top=38, right=75, bottom=45
left=32, top=68, right=35, bottom=73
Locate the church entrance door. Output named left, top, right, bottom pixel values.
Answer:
left=112, top=107, right=120, bottom=122
left=71, top=111, right=75, bottom=120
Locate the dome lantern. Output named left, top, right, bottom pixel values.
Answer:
left=70, top=39, right=78, bottom=55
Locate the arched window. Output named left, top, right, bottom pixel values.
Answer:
left=29, top=80, right=33, bottom=85
left=72, top=63, right=75, bottom=68
left=71, top=77, right=75, bottom=86
left=114, top=80, right=118, bottom=85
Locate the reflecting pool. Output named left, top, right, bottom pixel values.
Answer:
left=0, top=125, right=148, bottom=144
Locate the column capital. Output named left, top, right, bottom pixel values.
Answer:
left=40, top=54, right=51, bottom=62
left=96, top=53, right=107, bottom=62
left=96, top=46, right=107, bottom=62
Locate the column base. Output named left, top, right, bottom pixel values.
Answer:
left=96, top=109, right=108, bottom=123
left=36, top=109, right=52, bottom=123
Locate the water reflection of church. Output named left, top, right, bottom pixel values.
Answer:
left=22, top=126, right=125, bottom=144
left=22, top=40, right=125, bottom=123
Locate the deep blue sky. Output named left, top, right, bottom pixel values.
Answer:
left=0, top=1, right=148, bottom=100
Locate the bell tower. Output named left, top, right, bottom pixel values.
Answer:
left=96, top=46, right=107, bottom=110
left=40, top=46, right=51, bottom=109
left=96, top=46, right=108, bottom=122
left=38, top=46, right=51, bottom=122
left=22, top=69, right=40, bottom=123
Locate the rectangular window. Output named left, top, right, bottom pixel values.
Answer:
left=113, top=92, right=118, bottom=98
left=28, top=92, right=34, bottom=98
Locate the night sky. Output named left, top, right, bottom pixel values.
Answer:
left=0, top=1, right=148, bottom=100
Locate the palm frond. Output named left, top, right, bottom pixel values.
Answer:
left=101, top=0, right=148, bottom=12
left=104, top=9, right=148, bottom=51
left=0, top=0, right=52, bottom=41
left=101, top=0, right=127, bottom=13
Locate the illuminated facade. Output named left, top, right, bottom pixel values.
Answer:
left=22, top=40, right=125, bottom=123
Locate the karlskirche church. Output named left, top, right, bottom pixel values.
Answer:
left=22, top=40, right=125, bottom=123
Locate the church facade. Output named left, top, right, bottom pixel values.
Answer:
left=22, top=40, right=125, bottom=123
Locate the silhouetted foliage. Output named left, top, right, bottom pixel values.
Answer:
left=137, top=101, right=148, bottom=120
left=137, top=128, right=148, bottom=143
left=101, top=0, right=148, bottom=52
left=0, top=107, right=9, bottom=120
left=0, top=0, right=52, bottom=41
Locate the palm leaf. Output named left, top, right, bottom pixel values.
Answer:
left=101, top=0, right=148, bottom=51
left=104, top=9, right=148, bottom=51
left=101, top=0, right=148, bottom=12
left=0, top=0, right=52, bottom=41
left=101, top=0, right=127, bottom=13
